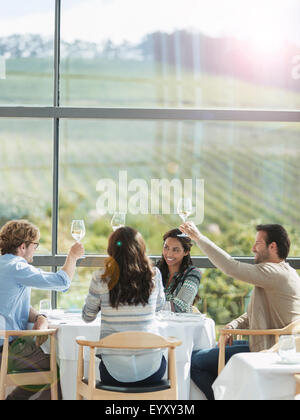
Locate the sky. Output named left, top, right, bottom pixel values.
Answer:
left=0, top=0, right=299, bottom=48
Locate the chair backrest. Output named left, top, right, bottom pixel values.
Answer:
left=192, top=306, right=200, bottom=313
left=295, top=374, right=300, bottom=399
left=297, top=337, right=300, bottom=352
left=76, top=331, right=181, bottom=349
left=218, top=318, right=300, bottom=374
left=0, top=329, right=58, bottom=400
left=280, top=319, right=300, bottom=336
left=76, top=331, right=182, bottom=401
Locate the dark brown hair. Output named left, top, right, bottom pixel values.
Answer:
left=0, top=219, right=39, bottom=255
left=156, top=228, right=193, bottom=290
left=256, top=224, right=290, bottom=260
left=102, top=226, right=155, bottom=308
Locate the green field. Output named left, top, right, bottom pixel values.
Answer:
left=1, top=57, right=300, bottom=323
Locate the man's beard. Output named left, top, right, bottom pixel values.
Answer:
left=254, top=249, right=270, bottom=264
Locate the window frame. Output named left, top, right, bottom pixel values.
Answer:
left=1, top=0, right=300, bottom=307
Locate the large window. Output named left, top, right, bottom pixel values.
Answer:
left=0, top=118, right=53, bottom=254
left=1, top=0, right=300, bottom=320
left=59, top=0, right=300, bottom=109
left=0, top=0, right=54, bottom=105
left=58, top=119, right=300, bottom=258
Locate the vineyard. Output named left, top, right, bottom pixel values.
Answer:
left=1, top=56, right=300, bottom=323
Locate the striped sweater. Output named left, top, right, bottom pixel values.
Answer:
left=164, top=265, right=201, bottom=312
left=82, top=266, right=166, bottom=382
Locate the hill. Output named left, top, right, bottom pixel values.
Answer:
left=1, top=31, right=300, bottom=321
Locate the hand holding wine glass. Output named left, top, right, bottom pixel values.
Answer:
left=60, top=221, right=85, bottom=280
left=71, top=220, right=86, bottom=242
left=177, top=198, right=192, bottom=237
left=69, top=241, right=85, bottom=259
left=71, top=220, right=85, bottom=258
left=179, top=221, right=202, bottom=242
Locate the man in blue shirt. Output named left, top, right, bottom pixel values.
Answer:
left=0, top=219, right=84, bottom=399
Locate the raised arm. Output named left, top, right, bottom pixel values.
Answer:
left=180, top=222, right=276, bottom=289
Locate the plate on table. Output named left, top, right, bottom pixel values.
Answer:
left=172, top=313, right=205, bottom=322
left=156, top=312, right=204, bottom=322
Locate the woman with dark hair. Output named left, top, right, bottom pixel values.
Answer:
left=82, top=226, right=166, bottom=386
left=157, top=229, right=201, bottom=313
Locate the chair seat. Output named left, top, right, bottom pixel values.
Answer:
left=83, top=378, right=170, bottom=393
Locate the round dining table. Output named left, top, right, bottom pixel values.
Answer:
left=44, top=311, right=216, bottom=400
left=213, top=352, right=300, bottom=400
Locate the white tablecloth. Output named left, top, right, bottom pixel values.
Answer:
left=213, top=352, right=300, bottom=400
left=46, top=312, right=215, bottom=400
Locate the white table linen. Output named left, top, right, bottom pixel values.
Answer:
left=46, top=311, right=215, bottom=400
left=213, top=352, right=300, bottom=400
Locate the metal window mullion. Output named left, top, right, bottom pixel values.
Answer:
left=54, top=0, right=61, bottom=109
left=51, top=119, right=59, bottom=309
left=51, top=0, right=61, bottom=309
left=0, top=107, right=300, bottom=122
left=32, top=255, right=300, bottom=270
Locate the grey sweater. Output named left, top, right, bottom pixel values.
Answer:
left=195, top=234, right=300, bottom=351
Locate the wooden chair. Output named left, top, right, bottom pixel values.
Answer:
left=0, top=329, right=58, bottom=400
left=218, top=319, right=300, bottom=374
left=76, top=331, right=182, bottom=400
left=295, top=374, right=300, bottom=399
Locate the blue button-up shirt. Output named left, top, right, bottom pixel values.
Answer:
left=0, top=254, right=70, bottom=345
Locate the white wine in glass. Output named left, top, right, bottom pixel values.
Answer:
left=39, top=299, right=51, bottom=315
left=177, top=198, right=192, bottom=237
left=71, top=219, right=86, bottom=242
left=111, top=212, right=126, bottom=231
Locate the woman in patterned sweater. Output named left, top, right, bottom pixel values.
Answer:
left=82, top=226, right=166, bottom=386
left=157, top=229, right=201, bottom=313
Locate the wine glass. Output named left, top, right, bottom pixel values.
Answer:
left=71, top=219, right=85, bottom=258
left=71, top=220, right=86, bottom=242
left=39, top=299, right=51, bottom=315
left=177, top=198, right=192, bottom=237
left=163, top=301, right=172, bottom=313
left=111, top=212, right=126, bottom=231
left=278, top=335, right=296, bottom=362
